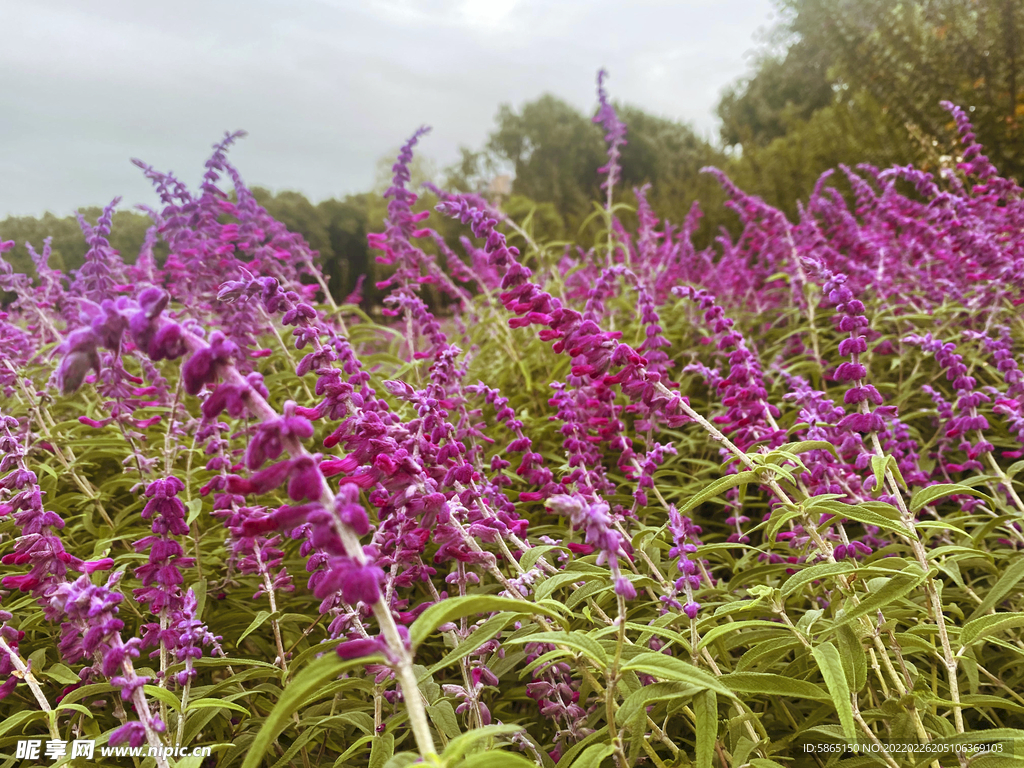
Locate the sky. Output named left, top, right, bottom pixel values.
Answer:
left=0, top=0, right=779, bottom=219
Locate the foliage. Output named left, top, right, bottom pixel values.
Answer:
left=783, top=0, right=1024, bottom=179
left=722, top=0, right=1024, bottom=209
left=480, top=94, right=728, bottom=242
left=0, top=208, right=156, bottom=285
left=724, top=90, right=924, bottom=218
left=717, top=32, right=834, bottom=149
left=2, top=71, right=1024, bottom=768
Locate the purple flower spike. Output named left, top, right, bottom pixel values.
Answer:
left=109, top=722, right=148, bottom=749
left=593, top=69, right=627, bottom=196
left=614, top=576, right=637, bottom=600
left=55, top=328, right=101, bottom=395
left=182, top=331, right=237, bottom=395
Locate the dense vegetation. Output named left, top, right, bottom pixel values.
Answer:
left=2, top=56, right=1024, bottom=768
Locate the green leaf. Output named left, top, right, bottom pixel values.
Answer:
left=0, top=710, right=47, bottom=737
left=426, top=612, right=517, bottom=677
left=768, top=440, right=839, bottom=459
left=48, top=682, right=117, bottom=708
left=520, top=545, right=564, bottom=572
left=693, top=689, right=717, bottom=768
left=41, top=662, right=81, bottom=685
left=331, top=735, right=374, bottom=767
left=960, top=612, right=1024, bottom=646
left=186, top=698, right=250, bottom=717
left=241, top=653, right=383, bottom=768
left=968, top=559, right=1024, bottom=619
left=809, top=499, right=911, bottom=536
left=719, top=672, right=830, bottom=701
left=910, top=483, right=992, bottom=513
left=238, top=610, right=277, bottom=644
left=506, top=631, right=608, bottom=667
left=535, top=572, right=602, bottom=601
left=811, top=641, right=855, bottom=739
left=678, top=471, right=758, bottom=516
left=426, top=700, right=461, bottom=740
left=186, top=498, right=204, bottom=526
left=828, top=567, right=929, bottom=633
left=440, top=724, right=524, bottom=764
left=410, top=596, right=564, bottom=650
left=697, top=621, right=789, bottom=651
left=835, top=624, right=867, bottom=693
left=765, top=504, right=805, bottom=544
left=143, top=684, right=182, bottom=713
left=191, top=579, right=208, bottom=622
left=191, top=656, right=283, bottom=671
left=620, top=653, right=733, bottom=699
left=369, top=734, right=395, bottom=768
left=566, top=744, right=614, bottom=768
left=617, top=682, right=700, bottom=724
left=54, top=702, right=94, bottom=719
left=780, top=562, right=856, bottom=598
left=870, top=453, right=904, bottom=494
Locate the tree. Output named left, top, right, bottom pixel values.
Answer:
left=725, top=90, right=923, bottom=217
left=726, top=0, right=1024, bottom=183
left=317, top=194, right=375, bottom=304
left=479, top=95, right=729, bottom=240
left=0, top=208, right=153, bottom=282
left=717, top=37, right=835, bottom=148
left=485, top=95, right=606, bottom=232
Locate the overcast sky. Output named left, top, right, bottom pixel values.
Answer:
left=1, top=0, right=778, bottom=219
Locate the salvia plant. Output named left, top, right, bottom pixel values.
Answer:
left=2, top=71, right=1024, bottom=768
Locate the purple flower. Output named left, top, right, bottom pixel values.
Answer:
left=109, top=722, right=150, bottom=749
left=182, top=331, right=237, bottom=395
left=593, top=69, right=627, bottom=196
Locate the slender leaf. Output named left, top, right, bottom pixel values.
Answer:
left=411, top=596, right=564, bottom=650
left=693, top=689, right=718, bottom=768
left=811, top=641, right=855, bottom=739
left=241, top=654, right=382, bottom=768
left=960, top=613, right=1024, bottom=646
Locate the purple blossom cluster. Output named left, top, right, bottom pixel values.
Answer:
left=593, top=69, right=627, bottom=199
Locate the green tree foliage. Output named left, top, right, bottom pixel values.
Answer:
left=723, top=0, right=1024, bottom=201
left=615, top=106, right=728, bottom=229
left=480, top=95, right=728, bottom=241
left=1, top=192, right=383, bottom=307
left=0, top=209, right=153, bottom=281
left=485, top=95, right=606, bottom=232
left=717, top=35, right=835, bottom=148
left=788, top=0, right=1024, bottom=178
left=726, top=90, right=924, bottom=217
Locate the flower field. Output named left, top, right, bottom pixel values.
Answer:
left=2, top=72, right=1024, bottom=768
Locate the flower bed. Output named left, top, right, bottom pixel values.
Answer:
left=1, top=73, right=1023, bottom=768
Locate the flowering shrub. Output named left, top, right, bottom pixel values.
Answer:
left=3, top=72, right=1024, bottom=768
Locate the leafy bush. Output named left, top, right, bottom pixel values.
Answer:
left=2, top=72, right=1024, bottom=768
